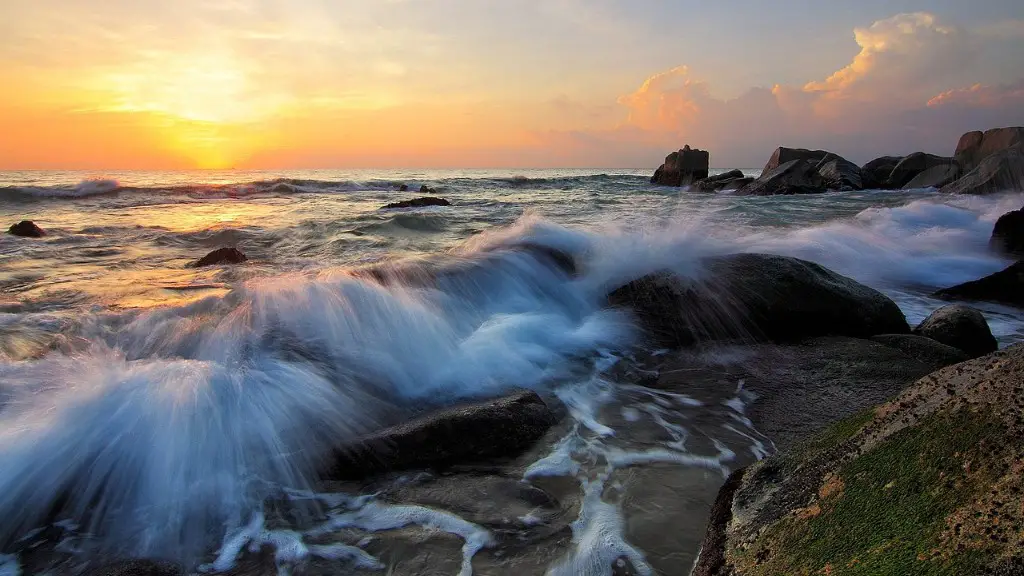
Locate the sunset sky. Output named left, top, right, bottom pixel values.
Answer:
left=1, top=0, right=1023, bottom=170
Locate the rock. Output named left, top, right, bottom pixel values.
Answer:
left=85, top=560, right=183, bottom=576
left=913, top=304, right=997, bottom=358
left=884, top=152, right=959, bottom=189
left=607, top=253, right=910, bottom=348
left=860, top=156, right=902, bottom=189
left=698, top=344, right=1024, bottom=576
left=942, top=144, right=1024, bottom=195
left=8, top=220, right=45, bottom=237
left=990, top=208, right=1024, bottom=256
left=761, top=147, right=831, bottom=174
left=954, top=126, right=1024, bottom=171
left=816, top=155, right=863, bottom=191
left=722, top=177, right=753, bottom=190
left=870, top=334, right=969, bottom=370
left=398, top=184, right=409, bottom=191
left=693, top=169, right=746, bottom=192
left=381, top=196, right=451, bottom=209
left=739, top=159, right=826, bottom=196
left=901, top=162, right=962, bottom=189
left=189, top=247, right=247, bottom=268
left=934, top=261, right=1024, bottom=308
left=419, top=185, right=437, bottom=194
left=650, top=145, right=710, bottom=186
left=325, top=390, right=558, bottom=479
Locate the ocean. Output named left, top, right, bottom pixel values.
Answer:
left=1, top=168, right=1022, bottom=575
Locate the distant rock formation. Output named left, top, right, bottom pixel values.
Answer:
left=954, top=127, right=1024, bottom=172
left=8, top=220, right=45, bottom=238
left=650, top=145, right=710, bottom=186
left=942, top=144, right=1024, bottom=195
left=381, top=196, right=451, bottom=209
left=189, top=247, right=248, bottom=268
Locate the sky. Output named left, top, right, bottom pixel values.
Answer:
left=1, top=0, right=1023, bottom=170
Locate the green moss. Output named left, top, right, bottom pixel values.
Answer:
left=734, top=407, right=1005, bottom=576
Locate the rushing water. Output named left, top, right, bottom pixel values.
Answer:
left=0, top=168, right=1022, bottom=575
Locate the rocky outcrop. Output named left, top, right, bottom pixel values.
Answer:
left=902, top=162, right=962, bottom=189
left=189, top=247, right=247, bottom=268
left=325, top=390, right=558, bottom=479
left=381, top=196, right=451, bottom=209
left=954, top=126, right=1024, bottom=171
left=869, top=333, right=969, bottom=370
left=913, top=304, right=997, bottom=358
left=739, top=160, right=827, bottom=196
left=942, top=144, right=1024, bottom=195
left=761, top=147, right=831, bottom=174
left=695, top=344, right=1024, bottom=576
left=934, top=261, right=1024, bottom=309
left=860, top=156, right=902, bottom=189
left=8, top=220, right=45, bottom=238
left=884, top=152, right=960, bottom=189
left=607, top=253, right=910, bottom=348
left=651, top=145, right=710, bottom=186
left=816, top=156, right=863, bottom=191
left=990, top=208, right=1024, bottom=256
left=694, top=170, right=750, bottom=192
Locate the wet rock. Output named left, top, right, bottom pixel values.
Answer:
left=990, top=208, right=1024, bottom=256
left=913, top=304, right=997, bottom=359
left=870, top=334, right=970, bottom=370
left=902, top=162, right=962, bottom=189
left=326, top=390, right=559, bottom=479
left=419, top=185, right=437, bottom=194
left=650, top=145, right=710, bottom=186
left=942, top=144, right=1024, bottom=195
left=398, top=184, right=409, bottom=191
left=739, top=159, right=826, bottom=196
left=691, top=468, right=746, bottom=576
left=761, top=147, right=832, bottom=174
left=860, top=155, right=902, bottom=189
left=815, top=155, right=863, bottom=191
left=189, top=247, right=247, bottom=268
left=381, top=196, right=451, bottom=209
left=607, top=253, right=910, bottom=348
left=694, top=169, right=746, bottom=192
left=954, top=126, right=1024, bottom=172
left=8, top=220, right=45, bottom=238
left=885, top=152, right=959, bottom=189
left=934, top=261, right=1024, bottom=309
left=85, top=560, right=183, bottom=576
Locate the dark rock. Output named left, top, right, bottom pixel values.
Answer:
left=860, top=156, right=902, bottom=189
left=692, top=467, right=747, bottom=576
left=954, top=127, right=1024, bottom=172
left=607, top=253, right=910, bottom=348
left=85, top=560, right=182, bottom=576
left=885, top=152, right=960, bottom=189
left=419, top=185, right=437, bottom=194
left=816, top=155, right=863, bottom=191
left=762, top=147, right=831, bottom=174
left=990, top=208, right=1024, bottom=256
left=651, top=145, right=710, bottom=186
left=870, top=334, right=970, bottom=370
left=325, top=390, right=558, bottom=479
left=694, top=170, right=749, bottom=192
left=8, top=220, right=45, bottom=238
left=398, top=184, right=409, bottom=191
left=934, top=262, right=1024, bottom=309
left=189, top=247, right=247, bottom=268
left=381, top=196, right=451, bottom=209
left=723, top=177, right=753, bottom=190
left=942, top=144, right=1024, bottom=195
left=739, top=159, right=826, bottom=196
left=902, top=163, right=962, bottom=189
left=913, top=304, right=997, bottom=359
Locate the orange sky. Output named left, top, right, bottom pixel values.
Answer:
left=1, top=2, right=1022, bottom=169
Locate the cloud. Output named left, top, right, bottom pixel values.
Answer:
left=927, top=81, right=1024, bottom=109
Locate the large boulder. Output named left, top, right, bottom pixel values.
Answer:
left=902, top=162, right=962, bottom=189
left=761, top=147, right=831, bottom=174
left=188, top=247, right=247, bottom=268
left=913, top=304, right=997, bottom=358
left=942, top=144, right=1024, bottom=195
left=990, top=207, right=1024, bottom=256
left=954, top=126, right=1024, bottom=171
left=816, top=155, right=863, bottom=191
left=693, top=169, right=748, bottom=192
left=381, top=196, right=451, bottom=209
left=325, top=390, right=559, bottom=479
left=607, top=253, right=910, bottom=348
left=739, top=159, right=826, bottom=195
left=860, top=156, right=902, bottom=189
left=934, top=261, right=1024, bottom=309
left=884, top=152, right=960, bottom=189
left=651, top=145, right=710, bottom=186
left=8, top=220, right=45, bottom=238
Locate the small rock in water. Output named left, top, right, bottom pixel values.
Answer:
left=913, top=304, right=997, bottom=359
left=398, top=183, right=409, bottom=191
left=934, top=262, right=1024, bottom=309
left=990, top=208, right=1024, bottom=256
left=8, top=220, right=45, bottom=237
left=189, top=247, right=248, bottom=268
left=381, top=196, right=451, bottom=209
left=419, top=185, right=437, bottom=194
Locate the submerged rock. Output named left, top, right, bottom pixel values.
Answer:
left=990, top=208, right=1024, bottom=256
left=381, top=196, right=451, bottom=209
left=189, top=247, right=247, bottom=268
left=696, top=343, right=1024, bottom=576
left=325, top=390, right=559, bottom=479
left=954, top=126, right=1024, bottom=171
left=934, top=261, right=1024, bottom=309
left=869, top=333, right=969, bottom=370
left=913, top=304, right=997, bottom=358
left=739, top=159, right=826, bottom=196
left=942, top=144, right=1024, bottom=195
left=8, top=220, right=45, bottom=238
left=651, top=145, right=710, bottom=186
left=607, top=253, right=910, bottom=348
